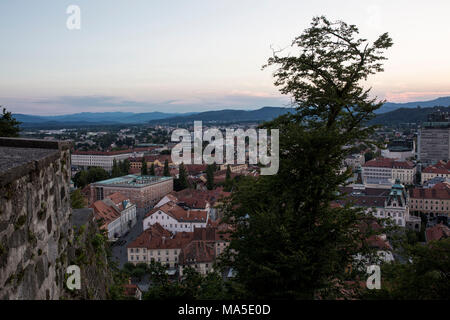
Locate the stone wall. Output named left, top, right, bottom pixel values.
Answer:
left=0, top=138, right=73, bottom=299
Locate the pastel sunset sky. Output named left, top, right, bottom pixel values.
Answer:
left=1, top=0, right=449, bottom=115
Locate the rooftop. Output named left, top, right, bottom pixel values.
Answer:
left=93, top=174, right=172, bottom=188
left=409, top=182, right=450, bottom=200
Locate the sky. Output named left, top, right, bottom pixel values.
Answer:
left=1, top=0, right=450, bottom=115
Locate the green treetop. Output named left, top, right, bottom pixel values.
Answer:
left=219, top=16, right=393, bottom=299
left=0, top=107, right=21, bottom=137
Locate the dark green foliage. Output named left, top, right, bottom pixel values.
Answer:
left=224, top=165, right=233, bottom=192
left=112, top=159, right=122, bottom=178
left=174, top=163, right=189, bottom=191
left=219, top=16, right=393, bottom=299
left=363, top=238, right=450, bottom=299
left=70, top=189, right=87, bottom=209
left=141, top=158, right=148, bottom=175
left=163, top=159, right=170, bottom=177
left=0, top=107, right=21, bottom=137
left=142, top=263, right=235, bottom=300
left=149, top=163, right=155, bottom=176
left=121, top=159, right=130, bottom=175
left=73, top=167, right=110, bottom=189
left=206, top=164, right=214, bottom=190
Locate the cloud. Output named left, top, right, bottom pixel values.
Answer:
left=33, top=96, right=151, bottom=108
left=385, top=91, right=450, bottom=103
left=2, top=93, right=290, bottom=115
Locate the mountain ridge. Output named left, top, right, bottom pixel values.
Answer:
left=12, top=96, right=450, bottom=126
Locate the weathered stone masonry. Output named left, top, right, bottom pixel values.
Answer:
left=0, top=138, right=73, bottom=300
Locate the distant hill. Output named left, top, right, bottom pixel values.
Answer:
left=370, top=106, right=450, bottom=126
left=12, top=96, right=450, bottom=128
left=376, top=96, right=450, bottom=114
left=147, top=107, right=294, bottom=124
left=14, top=107, right=293, bottom=127
left=14, top=111, right=196, bottom=127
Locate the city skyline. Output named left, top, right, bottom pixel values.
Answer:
left=1, top=0, right=450, bottom=115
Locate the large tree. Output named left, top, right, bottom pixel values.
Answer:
left=141, top=158, right=148, bottom=176
left=206, top=164, right=215, bottom=190
left=220, top=16, right=393, bottom=299
left=174, top=162, right=189, bottom=191
left=163, top=159, right=170, bottom=177
left=70, top=189, right=88, bottom=209
left=0, top=107, right=21, bottom=137
left=149, top=163, right=155, bottom=176
left=224, top=164, right=233, bottom=192
left=112, top=159, right=122, bottom=178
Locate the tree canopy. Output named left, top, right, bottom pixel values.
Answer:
left=0, top=107, right=21, bottom=137
left=219, top=16, right=393, bottom=299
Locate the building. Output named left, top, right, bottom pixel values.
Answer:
left=409, top=182, right=450, bottom=218
left=362, top=158, right=416, bottom=186
left=421, top=160, right=450, bottom=184
left=338, top=181, right=420, bottom=229
left=178, top=225, right=231, bottom=276
left=418, top=111, right=450, bottom=166
left=123, top=283, right=143, bottom=300
left=218, top=163, right=248, bottom=173
left=129, top=155, right=173, bottom=171
left=178, top=240, right=216, bottom=276
left=127, top=223, right=193, bottom=269
left=344, top=153, right=365, bottom=170
left=90, top=192, right=137, bottom=240
left=71, top=147, right=155, bottom=171
left=90, top=175, right=173, bottom=210
left=143, top=201, right=208, bottom=234
left=381, top=138, right=415, bottom=161
left=155, top=188, right=231, bottom=221
left=127, top=222, right=230, bottom=275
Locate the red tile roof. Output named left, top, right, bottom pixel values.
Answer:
left=426, top=223, right=450, bottom=242
left=363, top=157, right=415, bottom=169
left=422, top=160, right=450, bottom=174
left=90, top=200, right=120, bottom=229
left=106, top=192, right=129, bottom=209
left=127, top=223, right=193, bottom=249
left=145, top=202, right=208, bottom=223
left=123, top=284, right=140, bottom=297
left=73, top=147, right=155, bottom=156
left=409, top=182, right=450, bottom=200
left=179, top=240, right=216, bottom=264
left=171, top=188, right=231, bottom=209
